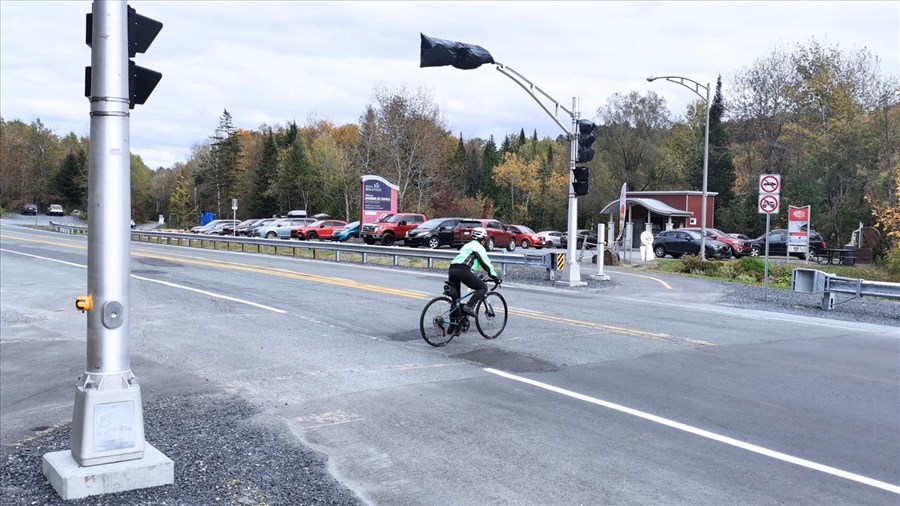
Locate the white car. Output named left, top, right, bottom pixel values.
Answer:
left=48, top=204, right=65, bottom=216
left=537, top=230, right=563, bottom=248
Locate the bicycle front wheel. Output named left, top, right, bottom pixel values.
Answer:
left=420, top=296, right=457, bottom=347
left=475, top=292, right=507, bottom=339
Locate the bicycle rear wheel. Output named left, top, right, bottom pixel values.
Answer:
left=420, top=296, right=457, bottom=347
left=475, top=292, right=507, bottom=339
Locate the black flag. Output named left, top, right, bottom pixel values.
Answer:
left=420, top=33, right=494, bottom=70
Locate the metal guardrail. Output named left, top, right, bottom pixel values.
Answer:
left=791, top=268, right=900, bottom=310
left=49, top=221, right=555, bottom=277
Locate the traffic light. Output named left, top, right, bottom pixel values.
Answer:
left=576, top=119, right=596, bottom=163
left=85, top=6, right=163, bottom=109
left=572, top=167, right=589, bottom=196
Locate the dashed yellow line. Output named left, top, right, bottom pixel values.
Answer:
left=1, top=231, right=691, bottom=343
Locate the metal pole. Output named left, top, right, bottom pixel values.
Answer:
left=565, top=97, right=583, bottom=285
left=764, top=213, right=771, bottom=300
left=699, top=83, right=711, bottom=260
left=70, top=0, right=145, bottom=466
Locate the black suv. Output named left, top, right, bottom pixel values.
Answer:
left=652, top=229, right=730, bottom=259
left=405, top=217, right=463, bottom=249
left=748, top=229, right=827, bottom=259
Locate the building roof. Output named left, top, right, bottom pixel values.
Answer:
left=600, top=197, right=693, bottom=217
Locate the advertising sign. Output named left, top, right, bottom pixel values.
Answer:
left=616, top=183, right=627, bottom=240
left=788, top=205, right=810, bottom=254
left=360, top=175, right=399, bottom=225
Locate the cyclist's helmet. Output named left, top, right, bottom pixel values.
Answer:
left=470, top=227, right=488, bottom=241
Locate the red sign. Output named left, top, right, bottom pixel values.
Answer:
left=789, top=206, right=809, bottom=221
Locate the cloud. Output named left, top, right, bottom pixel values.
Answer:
left=2, top=1, right=897, bottom=169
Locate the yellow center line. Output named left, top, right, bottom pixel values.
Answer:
left=609, top=269, right=673, bottom=289
left=2, top=231, right=684, bottom=342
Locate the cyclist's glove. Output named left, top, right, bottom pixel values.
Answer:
left=491, top=274, right=502, bottom=284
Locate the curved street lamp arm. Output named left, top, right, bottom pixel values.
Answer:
left=647, top=75, right=709, bottom=103
left=495, top=62, right=574, bottom=136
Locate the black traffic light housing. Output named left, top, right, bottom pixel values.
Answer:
left=572, top=167, right=589, bottom=196
left=576, top=119, right=596, bottom=163
left=85, top=6, right=163, bottom=109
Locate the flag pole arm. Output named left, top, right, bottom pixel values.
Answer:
left=494, top=62, right=574, bottom=136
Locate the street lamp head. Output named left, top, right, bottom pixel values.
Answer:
left=646, top=76, right=656, bottom=82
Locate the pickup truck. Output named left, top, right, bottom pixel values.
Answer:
left=360, top=213, right=426, bottom=246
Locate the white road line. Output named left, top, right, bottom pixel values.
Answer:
left=484, top=367, right=900, bottom=495
left=130, top=275, right=286, bottom=313
left=1, top=248, right=285, bottom=314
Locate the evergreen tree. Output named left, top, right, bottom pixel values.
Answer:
left=198, top=109, right=242, bottom=217
left=248, top=129, right=279, bottom=218
left=708, top=76, right=736, bottom=208
left=168, top=175, right=194, bottom=230
left=480, top=135, right=500, bottom=197
left=51, top=149, right=87, bottom=210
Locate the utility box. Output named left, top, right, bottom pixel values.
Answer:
left=792, top=268, right=828, bottom=294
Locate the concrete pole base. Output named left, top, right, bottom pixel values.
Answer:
left=589, top=274, right=611, bottom=280
left=43, top=442, right=173, bottom=500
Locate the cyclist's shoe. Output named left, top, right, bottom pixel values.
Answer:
left=460, top=304, right=477, bottom=317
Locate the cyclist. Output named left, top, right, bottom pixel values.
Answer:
left=449, top=226, right=501, bottom=318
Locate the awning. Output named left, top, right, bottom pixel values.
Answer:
left=600, top=197, right=693, bottom=217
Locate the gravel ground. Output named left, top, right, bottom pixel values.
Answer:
left=1, top=254, right=895, bottom=505
left=0, top=393, right=362, bottom=506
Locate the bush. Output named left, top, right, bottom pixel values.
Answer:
left=884, top=247, right=900, bottom=282
left=679, top=255, right=721, bottom=276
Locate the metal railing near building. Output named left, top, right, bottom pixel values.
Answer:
left=49, top=221, right=556, bottom=277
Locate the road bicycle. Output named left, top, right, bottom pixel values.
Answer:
left=419, top=276, right=507, bottom=347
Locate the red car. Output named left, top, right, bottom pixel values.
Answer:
left=453, top=219, right=516, bottom=252
left=291, top=220, right=347, bottom=240
left=505, top=224, right=546, bottom=249
left=683, top=227, right=751, bottom=258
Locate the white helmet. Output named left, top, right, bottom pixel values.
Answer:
left=470, top=227, right=488, bottom=240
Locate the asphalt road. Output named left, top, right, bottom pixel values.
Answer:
left=1, top=219, right=898, bottom=505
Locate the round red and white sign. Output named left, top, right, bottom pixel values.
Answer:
left=758, top=194, right=780, bottom=214
left=759, top=174, right=781, bottom=194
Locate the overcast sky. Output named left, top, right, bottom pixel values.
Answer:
left=1, top=1, right=897, bottom=169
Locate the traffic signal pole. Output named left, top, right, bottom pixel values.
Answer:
left=43, top=2, right=172, bottom=499
left=494, top=64, right=586, bottom=286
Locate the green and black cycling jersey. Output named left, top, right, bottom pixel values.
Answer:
left=451, top=240, right=498, bottom=277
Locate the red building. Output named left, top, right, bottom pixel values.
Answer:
left=601, top=190, right=718, bottom=247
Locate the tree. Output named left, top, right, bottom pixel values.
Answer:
left=51, top=149, right=87, bottom=210
left=167, top=175, right=194, bottom=230
left=492, top=151, right=541, bottom=223
left=247, top=129, right=280, bottom=218
left=197, top=109, right=242, bottom=217
left=369, top=85, right=449, bottom=212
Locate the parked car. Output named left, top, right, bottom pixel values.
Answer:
left=190, top=219, right=240, bottom=234
left=221, top=219, right=260, bottom=236
left=537, top=230, right=563, bottom=248
left=331, top=221, right=360, bottom=242
left=652, top=229, right=730, bottom=259
left=560, top=229, right=599, bottom=249
left=360, top=213, right=427, bottom=246
left=747, top=229, right=827, bottom=259
left=201, top=222, right=239, bottom=235
left=291, top=219, right=347, bottom=240
left=21, top=203, right=38, bottom=215
left=453, top=219, right=515, bottom=252
left=682, top=227, right=751, bottom=258
left=47, top=204, right=65, bottom=216
left=254, top=217, right=316, bottom=239
left=405, top=217, right=464, bottom=249
left=506, top=224, right=546, bottom=249
left=728, top=233, right=751, bottom=241
left=242, top=218, right=276, bottom=236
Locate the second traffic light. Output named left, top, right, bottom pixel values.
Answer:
left=572, top=167, right=589, bottom=196
left=576, top=119, right=596, bottom=163
left=85, top=6, right=163, bottom=109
